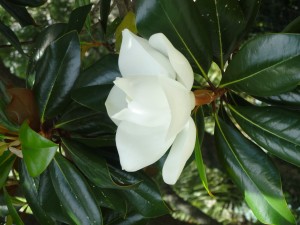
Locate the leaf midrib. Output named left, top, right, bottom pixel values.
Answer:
left=221, top=54, right=300, bottom=87
left=41, top=37, right=74, bottom=123
left=229, top=105, right=300, bottom=146
left=215, top=115, right=282, bottom=222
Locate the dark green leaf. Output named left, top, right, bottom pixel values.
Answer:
left=0, top=20, right=25, bottom=55
left=0, top=0, right=35, bottom=26
left=55, top=102, right=115, bottom=135
left=0, top=152, right=15, bottom=189
left=193, top=107, right=211, bottom=196
left=229, top=105, right=300, bottom=167
left=69, top=134, right=115, bottom=148
left=3, top=187, right=24, bottom=225
left=255, top=86, right=300, bottom=107
left=191, top=0, right=260, bottom=69
left=19, top=161, right=56, bottom=225
left=221, top=34, right=300, bottom=96
left=100, top=0, right=111, bottom=32
left=62, top=138, right=126, bottom=189
left=33, top=31, right=81, bottom=122
left=6, top=0, right=46, bottom=7
left=72, top=84, right=113, bottom=111
left=91, top=187, right=127, bottom=215
left=38, top=169, right=74, bottom=224
left=214, top=115, right=295, bottom=225
left=136, top=0, right=212, bottom=77
left=66, top=4, right=92, bottom=33
left=110, top=168, right=170, bottom=218
left=283, top=16, right=300, bottom=33
left=109, top=213, right=148, bottom=225
left=19, top=121, right=57, bottom=177
left=75, top=54, right=120, bottom=87
left=50, top=154, right=102, bottom=225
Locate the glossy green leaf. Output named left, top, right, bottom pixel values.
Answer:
left=221, top=34, right=300, bottom=96
left=214, top=115, right=295, bottom=225
left=72, top=84, right=113, bottom=111
left=109, top=213, right=147, bottom=225
left=19, top=161, right=56, bottom=225
left=0, top=152, right=15, bottom=189
left=66, top=4, right=92, bottom=33
left=38, top=169, right=74, bottom=224
left=256, top=86, right=300, bottom=107
left=50, top=154, right=102, bottom=225
left=0, top=20, right=25, bottom=55
left=3, top=187, right=24, bottom=225
left=0, top=0, right=35, bottom=27
left=55, top=102, right=115, bottom=135
left=6, top=0, right=46, bottom=7
left=33, top=31, right=81, bottom=122
left=19, top=121, right=58, bottom=177
left=100, top=0, right=111, bottom=32
left=193, top=107, right=211, bottom=196
left=74, top=54, right=120, bottom=87
left=229, top=105, right=300, bottom=167
left=62, top=138, right=125, bottom=189
left=110, top=168, right=170, bottom=218
left=190, top=0, right=260, bottom=69
left=91, top=187, right=127, bottom=215
left=69, top=134, right=115, bottom=148
left=136, top=0, right=212, bottom=77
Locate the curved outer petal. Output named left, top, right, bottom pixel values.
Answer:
left=159, top=77, right=195, bottom=139
left=162, top=117, right=196, bottom=185
left=105, top=85, right=128, bottom=125
left=119, top=29, right=176, bottom=79
left=116, top=121, right=176, bottom=171
left=149, top=33, right=194, bottom=90
left=111, top=76, right=171, bottom=127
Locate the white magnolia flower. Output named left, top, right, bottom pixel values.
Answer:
left=105, top=29, right=196, bottom=185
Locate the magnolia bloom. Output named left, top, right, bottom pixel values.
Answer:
left=105, top=29, right=196, bottom=185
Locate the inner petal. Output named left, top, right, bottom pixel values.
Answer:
left=119, top=29, right=176, bottom=79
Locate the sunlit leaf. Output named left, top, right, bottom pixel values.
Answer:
left=19, top=121, right=57, bottom=177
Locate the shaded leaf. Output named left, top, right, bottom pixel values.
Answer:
left=136, top=0, right=212, bottom=77
left=0, top=20, right=25, bottom=55
left=214, top=115, right=295, bottom=225
left=100, top=0, right=111, bottom=32
left=50, top=154, right=102, bottom=225
left=0, top=0, right=35, bottom=26
left=38, top=169, right=74, bottom=224
left=109, top=213, right=148, bottom=225
left=33, top=31, right=81, bottom=122
left=62, top=138, right=128, bottom=189
left=19, top=161, right=56, bottom=225
left=229, top=105, right=300, bottom=167
left=283, top=16, right=300, bottom=33
left=0, top=151, right=15, bottom=189
left=66, top=4, right=93, bottom=33
left=72, top=84, right=113, bottom=111
left=7, top=0, right=46, bottom=7
left=19, top=121, right=57, bottom=177
left=3, top=187, right=24, bottom=225
left=221, top=34, right=300, bottom=96
left=74, top=54, right=120, bottom=87
left=55, top=102, right=115, bottom=135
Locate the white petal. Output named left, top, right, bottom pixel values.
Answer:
left=119, top=29, right=176, bottom=79
left=159, top=77, right=194, bottom=139
left=112, top=76, right=171, bottom=127
left=116, top=121, right=175, bottom=171
left=149, top=33, right=194, bottom=90
left=105, top=85, right=127, bottom=126
left=162, top=117, right=196, bottom=185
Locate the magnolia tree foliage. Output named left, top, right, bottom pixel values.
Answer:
left=0, top=0, right=300, bottom=224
